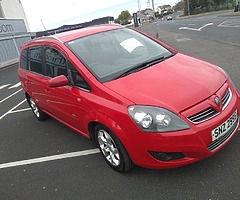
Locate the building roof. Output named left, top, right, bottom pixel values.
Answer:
left=158, top=5, right=172, bottom=10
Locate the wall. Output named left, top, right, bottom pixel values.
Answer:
left=0, top=19, right=31, bottom=68
left=0, top=0, right=30, bottom=31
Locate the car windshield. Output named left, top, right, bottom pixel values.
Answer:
left=66, top=28, right=173, bottom=83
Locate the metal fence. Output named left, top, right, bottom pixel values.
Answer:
left=0, top=33, right=31, bottom=66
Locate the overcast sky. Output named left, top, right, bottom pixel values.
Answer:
left=21, top=0, right=180, bottom=32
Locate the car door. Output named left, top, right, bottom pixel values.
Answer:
left=43, top=46, right=92, bottom=134
left=26, top=46, right=50, bottom=110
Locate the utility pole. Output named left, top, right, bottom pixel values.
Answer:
left=151, top=0, right=155, bottom=19
left=137, top=0, right=141, bottom=11
left=188, top=0, right=190, bottom=16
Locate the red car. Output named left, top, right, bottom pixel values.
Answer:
left=18, top=24, right=240, bottom=172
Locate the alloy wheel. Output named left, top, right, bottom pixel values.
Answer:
left=29, top=98, right=40, bottom=118
left=97, top=129, right=120, bottom=167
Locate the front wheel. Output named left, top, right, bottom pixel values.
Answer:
left=95, top=125, right=133, bottom=172
left=28, top=97, right=48, bottom=121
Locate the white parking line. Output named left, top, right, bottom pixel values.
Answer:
left=0, top=88, right=23, bottom=104
left=8, top=82, right=21, bottom=89
left=0, top=149, right=100, bottom=169
left=10, top=108, right=31, bottom=113
left=0, top=99, right=26, bottom=120
left=0, top=84, right=11, bottom=90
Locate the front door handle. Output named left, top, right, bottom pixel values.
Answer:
left=45, top=89, right=52, bottom=94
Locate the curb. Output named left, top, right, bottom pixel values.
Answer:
left=177, top=10, right=240, bottom=19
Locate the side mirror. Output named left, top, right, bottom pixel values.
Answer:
left=48, top=75, right=69, bottom=88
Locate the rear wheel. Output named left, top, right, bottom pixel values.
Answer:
left=28, top=97, right=48, bottom=121
left=95, top=125, right=133, bottom=172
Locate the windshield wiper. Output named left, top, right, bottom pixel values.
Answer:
left=114, top=56, right=167, bottom=80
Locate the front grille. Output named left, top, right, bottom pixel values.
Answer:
left=222, top=88, right=232, bottom=110
left=188, top=107, right=218, bottom=123
left=187, top=88, right=232, bottom=124
left=207, top=117, right=239, bottom=151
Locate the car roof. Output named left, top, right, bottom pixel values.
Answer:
left=33, top=24, right=124, bottom=44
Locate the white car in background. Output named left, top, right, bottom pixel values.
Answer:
left=167, top=16, right=173, bottom=21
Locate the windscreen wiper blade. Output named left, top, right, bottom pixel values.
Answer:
left=114, top=56, right=166, bottom=80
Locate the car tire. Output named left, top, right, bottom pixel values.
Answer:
left=95, top=124, right=133, bottom=172
left=28, top=97, right=48, bottom=121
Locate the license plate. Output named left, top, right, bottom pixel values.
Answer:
left=211, top=110, right=238, bottom=142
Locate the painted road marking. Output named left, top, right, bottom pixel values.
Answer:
left=0, top=99, right=26, bottom=120
left=0, top=84, right=11, bottom=90
left=0, top=88, right=23, bottom=104
left=179, top=23, right=213, bottom=31
left=0, top=83, right=21, bottom=90
left=0, top=149, right=100, bottom=169
left=8, top=82, right=21, bottom=89
left=0, top=99, right=100, bottom=170
left=10, top=108, right=31, bottom=113
left=218, top=19, right=240, bottom=28
left=176, top=38, right=191, bottom=42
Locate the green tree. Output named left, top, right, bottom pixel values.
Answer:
left=175, top=0, right=185, bottom=10
left=184, top=0, right=234, bottom=15
left=118, top=10, right=131, bottom=25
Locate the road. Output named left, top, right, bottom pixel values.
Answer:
left=161, top=11, right=240, bottom=46
left=0, top=11, right=240, bottom=200
left=140, top=11, right=240, bottom=91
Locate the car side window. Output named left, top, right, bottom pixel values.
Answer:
left=29, top=46, right=43, bottom=74
left=68, top=62, right=90, bottom=91
left=20, top=49, right=28, bottom=70
left=44, top=47, right=68, bottom=78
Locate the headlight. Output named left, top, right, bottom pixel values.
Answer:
left=128, top=106, right=190, bottom=132
left=217, top=66, right=237, bottom=91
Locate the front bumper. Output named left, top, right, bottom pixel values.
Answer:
left=125, top=90, right=240, bottom=169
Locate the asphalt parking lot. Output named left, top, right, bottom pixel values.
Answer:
left=0, top=76, right=239, bottom=200
left=1, top=13, right=240, bottom=199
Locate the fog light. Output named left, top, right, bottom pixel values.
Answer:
left=148, top=151, right=185, bottom=161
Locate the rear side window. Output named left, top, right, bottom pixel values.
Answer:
left=29, top=46, right=43, bottom=74
left=45, top=47, right=67, bottom=78
left=20, top=49, right=28, bottom=70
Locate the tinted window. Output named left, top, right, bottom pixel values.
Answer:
left=29, top=46, right=43, bottom=74
left=45, top=47, right=67, bottom=78
left=20, top=49, right=28, bottom=70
